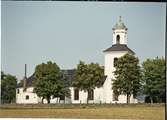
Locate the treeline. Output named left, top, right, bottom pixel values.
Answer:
left=1, top=54, right=165, bottom=104
left=1, top=72, right=17, bottom=103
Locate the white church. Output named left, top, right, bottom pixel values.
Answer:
left=16, top=17, right=138, bottom=104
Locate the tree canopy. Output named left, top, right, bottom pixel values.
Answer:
left=142, top=57, right=165, bottom=103
left=33, top=61, right=70, bottom=103
left=72, top=61, right=104, bottom=103
left=112, top=53, right=141, bottom=104
left=1, top=72, right=17, bottom=103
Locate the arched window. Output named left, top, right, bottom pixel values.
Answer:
left=114, top=57, right=118, bottom=67
left=116, top=35, right=120, bottom=44
left=88, top=89, right=94, bottom=100
left=74, top=89, right=79, bottom=100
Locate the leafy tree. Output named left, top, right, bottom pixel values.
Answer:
left=72, top=61, right=104, bottom=104
left=142, top=57, right=165, bottom=103
left=1, top=72, right=17, bottom=103
left=33, top=61, right=70, bottom=104
left=112, top=53, right=141, bottom=104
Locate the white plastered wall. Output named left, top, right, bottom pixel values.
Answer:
left=16, top=87, right=39, bottom=104
left=16, top=87, right=71, bottom=104
left=70, top=87, right=103, bottom=104
left=113, top=29, right=128, bottom=45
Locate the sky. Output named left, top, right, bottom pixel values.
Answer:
left=1, top=2, right=166, bottom=80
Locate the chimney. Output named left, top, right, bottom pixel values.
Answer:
left=25, top=64, right=27, bottom=78
left=23, top=64, right=27, bottom=91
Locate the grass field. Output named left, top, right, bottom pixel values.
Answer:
left=0, top=104, right=165, bottom=120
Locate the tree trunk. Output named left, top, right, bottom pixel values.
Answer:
left=126, top=94, right=130, bottom=104
left=42, top=97, right=44, bottom=104
left=57, top=98, right=58, bottom=103
left=64, top=97, right=65, bottom=104
left=87, top=90, right=89, bottom=104
left=47, top=97, right=50, bottom=104
left=150, top=97, right=153, bottom=103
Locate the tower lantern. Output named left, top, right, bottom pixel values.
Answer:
left=112, top=16, right=128, bottom=45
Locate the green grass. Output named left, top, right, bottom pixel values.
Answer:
left=0, top=103, right=165, bottom=120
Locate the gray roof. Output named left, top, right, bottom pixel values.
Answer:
left=17, top=74, right=35, bottom=88
left=17, top=69, right=76, bottom=88
left=103, top=44, right=135, bottom=54
left=17, top=69, right=107, bottom=88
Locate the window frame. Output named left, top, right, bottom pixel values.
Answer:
left=74, top=89, right=79, bottom=100
left=88, top=89, right=94, bottom=100
left=25, top=95, right=29, bottom=100
left=60, top=95, right=65, bottom=100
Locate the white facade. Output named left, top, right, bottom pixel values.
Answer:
left=16, top=17, right=138, bottom=104
left=16, top=87, right=39, bottom=104
left=113, top=29, right=128, bottom=45
left=70, top=87, right=104, bottom=104
left=16, top=87, right=71, bottom=104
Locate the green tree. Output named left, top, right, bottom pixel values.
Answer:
left=1, top=72, right=17, bottom=103
left=112, top=53, right=141, bottom=104
left=72, top=61, right=104, bottom=104
left=142, top=57, right=165, bottom=103
left=33, top=61, right=70, bottom=104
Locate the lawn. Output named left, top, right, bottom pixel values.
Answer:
left=0, top=104, right=165, bottom=120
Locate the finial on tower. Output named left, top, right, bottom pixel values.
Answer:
left=119, top=16, right=122, bottom=22
left=113, top=16, right=127, bottom=30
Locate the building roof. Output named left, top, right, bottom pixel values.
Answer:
left=26, top=74, right=35, bottom=86
left=62, top=69, right=76, bottom=87
left=17, top=69, right=76, bottom=88
left=17, top=74, right=35, bottom=88
left=17, top=69, right=107, bottom=88
left=103, top=44, right=135, bottom=54
left=113, top=16, right=127, bottom=30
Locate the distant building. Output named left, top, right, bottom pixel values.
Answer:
left=16, top=16, right=138, bottom=104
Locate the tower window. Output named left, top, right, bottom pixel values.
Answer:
left=88, top=89, right=94, bottom=100
left=116, top=35, right=120, bottom=44
left=25, top=95, right=29, bottom=100
left=74, top=89, right=79, bottom=100
left=114, top=57, right=118, bottom=67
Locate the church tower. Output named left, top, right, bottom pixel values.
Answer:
left=103, top=16, right=135, bottom=103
